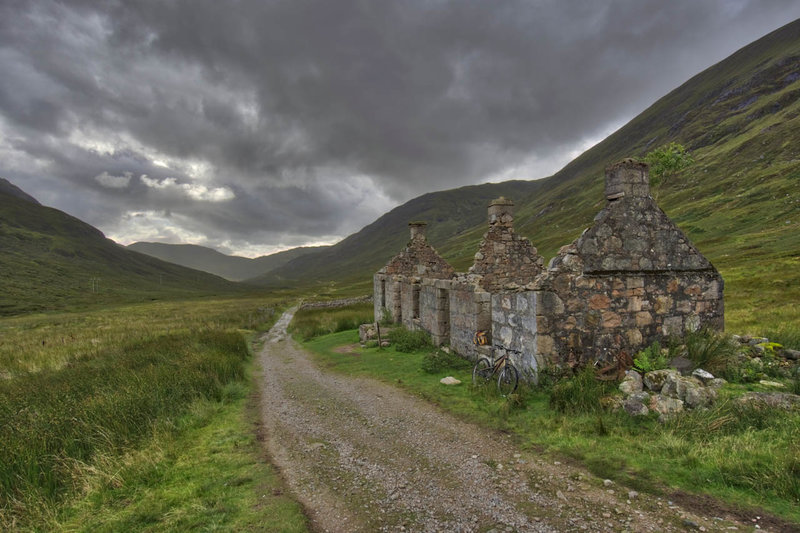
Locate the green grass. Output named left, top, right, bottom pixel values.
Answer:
left=288, top=302, right=374, bottom=341
left=0, top=296, right=309, bottom=531
left=304, top=329, right=800, bottom=524
left=58, top=376, right=308, bottom=532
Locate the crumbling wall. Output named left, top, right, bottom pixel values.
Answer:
left=528, top=159, right=724, bottom=366
left=400, top=278, right=422, bottom=330
left=373, top=274, right=387, bottom=322
left=448, top=279, right=492, bottom=361
left=491, top=292, right=541, bottom=381
left=383, top=276, right=403, bottom=324
left=469, top=197, right=544, bottom=292
left=420, top=278, right=451, bottom=346
left=375, top=222, right=454, bottom=326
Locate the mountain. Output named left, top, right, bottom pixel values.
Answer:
left=0, top=184, right=245, bottom=316
left=127, top=242, right=324, bottom=281
left=246, top=179, right=548, bottom=288
left=259, top=19, right=800, bottom=331
left=0, top=178, right=40, bottom=205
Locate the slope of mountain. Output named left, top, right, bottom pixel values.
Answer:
left=127, top=242, right=324, bottom=281
left=260, top=19, right=800, bottom=331
left=246, top=179, right=549, bottom=287
left=0, top=178, right=40, bottom=205
left=0, top=187, right=245, bottom=316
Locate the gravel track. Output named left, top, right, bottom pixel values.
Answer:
left=258, top=308, right=752, bottom=532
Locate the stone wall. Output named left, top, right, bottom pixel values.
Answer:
left=372, top=159, right=724, bottom=377
left=381, top=222, right=455, bottom=279
left=383, top=276, right=403, bottom=324
left=301, top=295, right=372, bottom=310
left=530, top=270, right=723, bottom=366
left=420, top=279, right=451, bottom=346
left=448, top=280, right=492, bottom=361
left=373, top=274, right=387, bottom=322
left=491, top=292, right=541, bottom=381
left=524, top=159, right=724, bottom=366
left=401, top=278, right=422, bottom=330
left=469, top=197, right=544, bottom=292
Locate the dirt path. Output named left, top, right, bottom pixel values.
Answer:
left=258, top=309, right=755, bottom=532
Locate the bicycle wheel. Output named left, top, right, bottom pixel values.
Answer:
left=497, top=364, right=519, bottom=396
left=472, top=357, right=493, bottom=386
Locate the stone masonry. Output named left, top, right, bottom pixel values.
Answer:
left=373, top=159, right=724, bottom=380
left=469, top=197, right=545, bottom=292
left=374, top=222, right=454, bottom=326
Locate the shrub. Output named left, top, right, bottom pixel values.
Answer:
left=421, top=348, right=470, bottom=374
left=388, top=327, right=432, bottom=353
left=633, top=341, right=669, bottom=372
left=682, top=327, right=738, bottom=372
left=549, top=365, right=616, bottom=414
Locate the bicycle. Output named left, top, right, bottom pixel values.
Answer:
left=472, top=348, right=519, bottom=396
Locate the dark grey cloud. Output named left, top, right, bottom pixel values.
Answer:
left=1, top=0, right=799, bottom=255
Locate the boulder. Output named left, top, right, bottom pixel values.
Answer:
left=736, top=392, right=800, bottom=410
left=649, top=394, right=684, bottom=417
left=643, top=369, right=677, bottom=392
left=684, top=385, right=717, bottom=409
left=783, top=348, right=800, bottom=360
left=708, top=378, right=727, bottom=390
left=439, top=376, right=461, bottom=385
left=691, top=368, right=715, bottom=384
left=619, top=370, right=643, bottom=395
left=628, top=391, right=651, bottom=404
left=623, top=398, right=649, bottom=417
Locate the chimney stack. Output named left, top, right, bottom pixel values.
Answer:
left=488, top=197, right=514, bottom=227
left=605, top=159, right=650, bottom=201
left=409, top=221, right=427, bottom=240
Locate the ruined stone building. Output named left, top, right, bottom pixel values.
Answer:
left=373, top=160, right=724, bottom=379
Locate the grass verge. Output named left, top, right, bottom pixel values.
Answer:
left=304, top=329, right=800, bottom=525
left=0, top=297, right=309, bottom=532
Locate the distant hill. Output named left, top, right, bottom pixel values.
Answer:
left=259, top=19, right=800, bottom=331
left=127, top=242, right=324, bottom=281
left=0, top=184, right=245, bottom=316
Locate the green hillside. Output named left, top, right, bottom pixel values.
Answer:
left=0, top=190, right=246, bottom=316
left=247, top=179, right=547, bottom=288
left=263, top=19, right=800, bottom=333
left=128, top=241, right=325, bottom=281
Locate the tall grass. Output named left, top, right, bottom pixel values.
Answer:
left=0, top=296, right=286, bottom=530
left=288, top=302, right=374, bottom=341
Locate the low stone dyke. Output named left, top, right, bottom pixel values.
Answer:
left=301, top=295, right=373, bottom=310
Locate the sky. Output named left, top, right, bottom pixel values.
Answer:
left=2, top=1, right=800, bottom=257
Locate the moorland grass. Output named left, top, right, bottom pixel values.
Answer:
left=288, top=301, right=374, bottom=341
left=0, top=296, right=308, bottom=531
left=304, top=329, right=800, bottom=524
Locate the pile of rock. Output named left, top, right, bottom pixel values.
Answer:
left=618, top=368, right=726, bottom=421
left=733, top=334, right=799, bottom=360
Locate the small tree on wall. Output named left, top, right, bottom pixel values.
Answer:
left=644, top=142, right=694, bottom=193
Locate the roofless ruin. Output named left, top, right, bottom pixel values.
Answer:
left=373, top=159, right=724, bottom=379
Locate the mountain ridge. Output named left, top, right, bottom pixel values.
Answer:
left=127, top=241, right=325, bottom=281
left=0, top=186, right=245, bottom=315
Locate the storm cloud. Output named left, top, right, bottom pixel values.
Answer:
left=2, top=0, right=799, bottom=256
